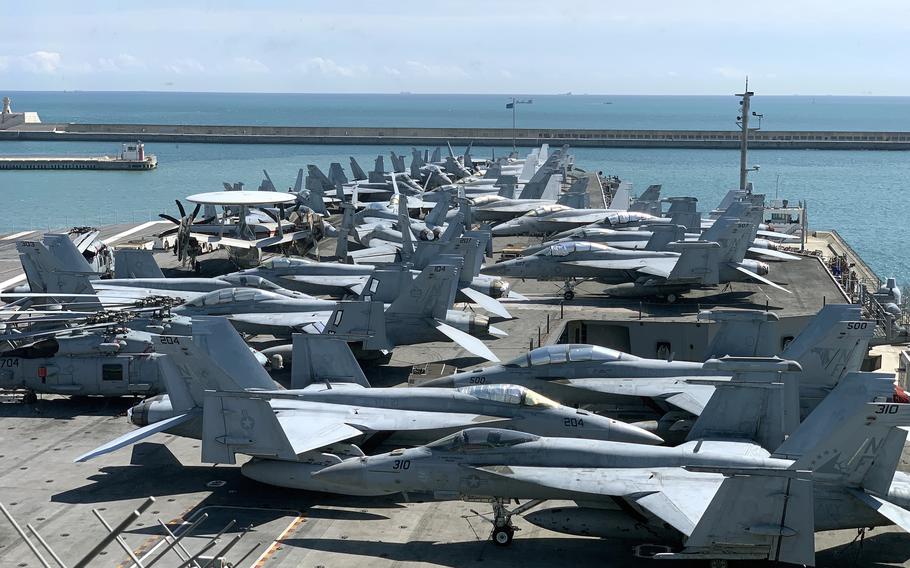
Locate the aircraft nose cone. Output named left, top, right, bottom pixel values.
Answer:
left=482, top=260, right=517, bottom=277
left=415, top=375, right=456, bottom=388
left=311, top=458, right=367, bottom=490
left=491, top=222, right=520, bottom=236
left=610, top=419, right=664, bottom=445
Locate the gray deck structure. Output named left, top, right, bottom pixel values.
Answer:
left=0, top=223, right=904, bottom=568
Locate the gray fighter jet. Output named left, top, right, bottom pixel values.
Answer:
left=172, top=261, right=505, bottom=361
left=421, top=304, right=873, bottom=439
left=314, top=362, right=910, bottom=566
left=14, top=234, right=316, bottom=306
left=15, top=234, right=504, bottom=361
left=483, top=210, right=780, bottom=301
left=76, top=320, right=660, bottom=490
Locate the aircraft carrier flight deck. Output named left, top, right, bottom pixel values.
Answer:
left=0, top=220, right=905, bottom=568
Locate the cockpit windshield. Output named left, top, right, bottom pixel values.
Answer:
left=504, top=344, right=625, bottom=368
left=426, top=428, right=539, bottom=452
left=185, top=287, right=282, bottom=307
left=542, top=242, right=611, bottom=256
left=603, top=212, right=655, bottom=226
left=259, top=257, right=311, bottom=270
left=526, top=204, right=569, bottom=217
left=457, top=384, right=559, bottom=408
left=221, top=274, right=281, bottom=290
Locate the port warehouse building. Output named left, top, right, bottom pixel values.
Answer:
left=5, top=123, right=910, bottom=149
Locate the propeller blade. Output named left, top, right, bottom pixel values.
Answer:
left=260, top=207, right=281, bottom=224
left=159, top=213, right=181, bottom=225
left=190, top=203, right=201, bottom=223
left=732, top=264, right=792, bottom=294
left=175, top=199, right=186, bottom=218
left=158, top=227, right=179, bottom=237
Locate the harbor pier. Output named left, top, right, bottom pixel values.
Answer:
left=5, top=122, right=910, bottom=149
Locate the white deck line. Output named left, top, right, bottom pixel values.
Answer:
left=101, top=220, right=169, bottom=245
left=1, top=231, right=35, bottom=241
left=0, top=221, right=167, bottom=292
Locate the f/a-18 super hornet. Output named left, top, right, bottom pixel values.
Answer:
left=421, top=304, right=873, bottom=439
left=13, top=233, right=314, bottom=307
left=75, top=320, right=660, bottom=491
left=523, top=199, right=802, bottom=262
left=13, top=232, right=505, bottom=361
left=314, top=361, right=910, bottom=566
left=173, top=260, right=506, bottom=361
left=483, top=205, right=781, bottom=301
left=244, top=205, right=522, bottom=318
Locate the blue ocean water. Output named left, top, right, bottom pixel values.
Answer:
left=7, top=91, right=910, bottom=131
left=0, top=92, right=907, bottom=285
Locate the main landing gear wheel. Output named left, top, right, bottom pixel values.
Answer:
left=563, top=290, right=575, bottom=301
left=492, top=526, right=514, bottom=546
left=22, top=391, right=37, bottom=404
left=665, top=293, right=677, bottom=304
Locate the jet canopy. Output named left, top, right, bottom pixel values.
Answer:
left=540, top=241, right=612, bottom=256
left=426, top=428, right=539, bottom=452
left=505, top=344, right=627, bottom=368
left=457, top=384, right=559, bottom=408
left=258, top=257, right=314, bottom=270
left=185, top=287, right=285, bottom=307
left=526, top=204, right=571, bottom=217
left=602, top=212, right=658, bottom=226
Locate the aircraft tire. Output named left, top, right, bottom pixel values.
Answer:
left=665, top=293, right=677, bottom=304
left=492, top=526, right=514, bottom=546
left=563, top=290, right=575, bottom=301
left=22, top=391, right=37, bottom=404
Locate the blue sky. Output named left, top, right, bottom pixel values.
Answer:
left=3, top=0, right=908, bottom=94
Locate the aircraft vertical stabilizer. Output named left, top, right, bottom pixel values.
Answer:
left=114, top=249, right=165, bottom=279
left=291, top=333, right=369, bottom=389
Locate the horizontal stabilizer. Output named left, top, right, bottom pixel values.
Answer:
left=435, top=320, right=499, bottom=362
left=733, top=264, right=792, bottom=293
left=74, top=411, right=197, bottom=463
left=748, top=247, right=802, bottom=261
left=757, top=230, right=800, bottom=241
left=459, top=286, right=512, bottom=319
left=849, top=489, right=910, bottom=532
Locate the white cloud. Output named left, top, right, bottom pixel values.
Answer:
left=21, top=51, right=62, bottom=73
left=405, top=60, right=469, bottom=78
left=300, top=57, right=364, bottom=77
left=163, top=58, right=206, bottom=75
left=98, top=53, right=145, bottom=72
left=233, top=57, right=269, bottom=73
left=713, top=66, right=747, bottom=79
left=382, top=66, right=401, bottom=77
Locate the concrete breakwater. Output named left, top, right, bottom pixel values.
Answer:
left=4, top=122, right=910, bottom=149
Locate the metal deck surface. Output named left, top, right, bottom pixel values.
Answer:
left=0, top=223, right=904, bottom=568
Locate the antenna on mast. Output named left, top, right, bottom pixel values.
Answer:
left=736, top=76, right=762, bottom=192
